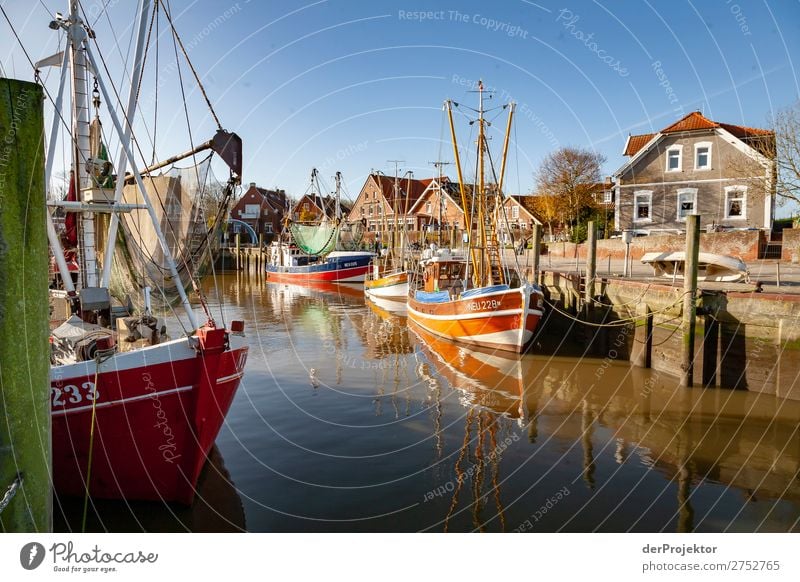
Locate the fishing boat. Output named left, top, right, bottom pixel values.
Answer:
left=406, top=81, right=544, bottom=353
left=640, top=251, right=749, bottom=282
left=365, top=268, right=409, bottom=298
left=266, top=170, right=374, bottom=283
left=33, top=0, right=248, bottom=504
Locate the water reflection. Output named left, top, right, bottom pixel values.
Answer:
left=64, top=274, right=800, bottom=532
left=55, top=446, right=245, bottom=532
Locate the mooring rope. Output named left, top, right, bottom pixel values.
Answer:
left=81, top=347, right=116, bottom=532
left=541, top=289, right=692, bottom=328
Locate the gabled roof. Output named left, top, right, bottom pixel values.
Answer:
left=408, top=177, right=474, bottom=215
left=623, top=133, right=656, bottom=156
left=235, top=184, right=288, bottom=213
left=661, top=111, right=718, bottom=133
left=623, top=111, right=775, bottom=157
left=368, top=173, right=432, bottom=213
left=506, top=195, right=541, bottom=224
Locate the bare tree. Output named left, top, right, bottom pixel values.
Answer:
left=201, top=180, right=231, bottom=226
left=773, top=101, right=800, bottom=207
left=534, top=147, right=605, bottom=239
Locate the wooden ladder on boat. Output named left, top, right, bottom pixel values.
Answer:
left=487, top=231, right=505, bottom=286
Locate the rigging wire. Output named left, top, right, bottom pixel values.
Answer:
left=0, top=4, right=94, bottom=193
left=90, top=0, right=114, bottom=28
left=151, top=4, right=158, bottom=165
left=1, top=3, right=202, bottom=333
left=79, top=1, right=158, bottom=164
left=85, top=7, right=220, bottom=325
left=158, top=0, right=222, bottom=130
left=165, top=0, right=205, bottom=251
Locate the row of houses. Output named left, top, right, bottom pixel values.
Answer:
left=230, top=110, right=776, bottom=243
left=232, top=173, right=540, bottom=244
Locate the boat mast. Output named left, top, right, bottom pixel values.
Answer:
left=334, top=170, right=342, bottom=250
left=430, top=161, right=451, bottom=246
left=476, top=80, right=487, bottom=286
left=388, top=160, right=403, bottom=262
left=41, top=48, right=75, bottom=293
left=100, top=0, right=151, bottom=288
left=497, top=103, right=514, bottom=194
left=67, top=0, right=96, bottom=288
left=334, top=170, right=342, bottom=221
left=401, top=170, right=412, bottom=263
left=445, top=100, right=476, bottom=285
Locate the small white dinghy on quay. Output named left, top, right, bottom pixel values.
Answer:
left=641, top=251, right=749, bottom=283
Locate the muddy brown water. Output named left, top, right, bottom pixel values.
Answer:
left=56, top=273, right=800, bottom=532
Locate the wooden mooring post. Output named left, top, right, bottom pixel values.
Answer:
left=0, top=78, right=51, bottom=532
left=258, top=233, right=263, bottom=273
left=235, top=233, right=240, bottom=271
left=531, top=224, right=541, bottom=285
left=681, top=215, right=700, bottom=388
left=584, top=221, right=597, bottom=305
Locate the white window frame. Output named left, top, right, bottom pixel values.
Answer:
left=603, top=190, right=612, bottom=204
left=665, top=145, right=683, bottom=172
left=694, top=141, right=712, bottom=171
left=676, top=188, right=698, bottom=221
left=511, top=205, right=519, bottom=219
left=426, top=201, right=432, bottom=215
left=242, top=203, right=260, bottom=219
left=633, top=190, right=653, bottom=223
left=724, top=185, right=747, bottom=220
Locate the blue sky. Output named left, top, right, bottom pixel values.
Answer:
left=2, top=0, right=799, bottom=212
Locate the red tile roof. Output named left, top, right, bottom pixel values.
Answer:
left=717, top=122, right=774, bottom=139
left=624, top=133, right=656, bottom=156
left=371, top=173, right=432, bottom=213
left=624, top=111, right=774, bottom=157
left=661, top=111, right=719, bottom=133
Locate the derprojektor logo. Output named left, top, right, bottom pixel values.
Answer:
left=20, top=542, right=46, bottom=570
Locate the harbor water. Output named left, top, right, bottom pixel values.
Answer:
left=57, top=272, right=800, bottom=532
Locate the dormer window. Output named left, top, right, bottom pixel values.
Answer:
left=665, top=145, right=682, bottom=172
left=694, top=142, right=712, bottom=170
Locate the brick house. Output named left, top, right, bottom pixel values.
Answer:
left=498, top=195, right=541, bottom=244
left=407, top=177, right=471, bottom=234
left=229, top=182, right=287, bottom=243
left=614, top=111, right=776, bottom=233
left=348, top=173, right=431, bottom=231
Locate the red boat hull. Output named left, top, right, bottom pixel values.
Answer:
left=265, top=264, right=370, bottom=284
left=51, top=327, right=248, bottom=505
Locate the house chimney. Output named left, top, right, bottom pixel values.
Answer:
left=249, top=182, right=256, bottom=189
